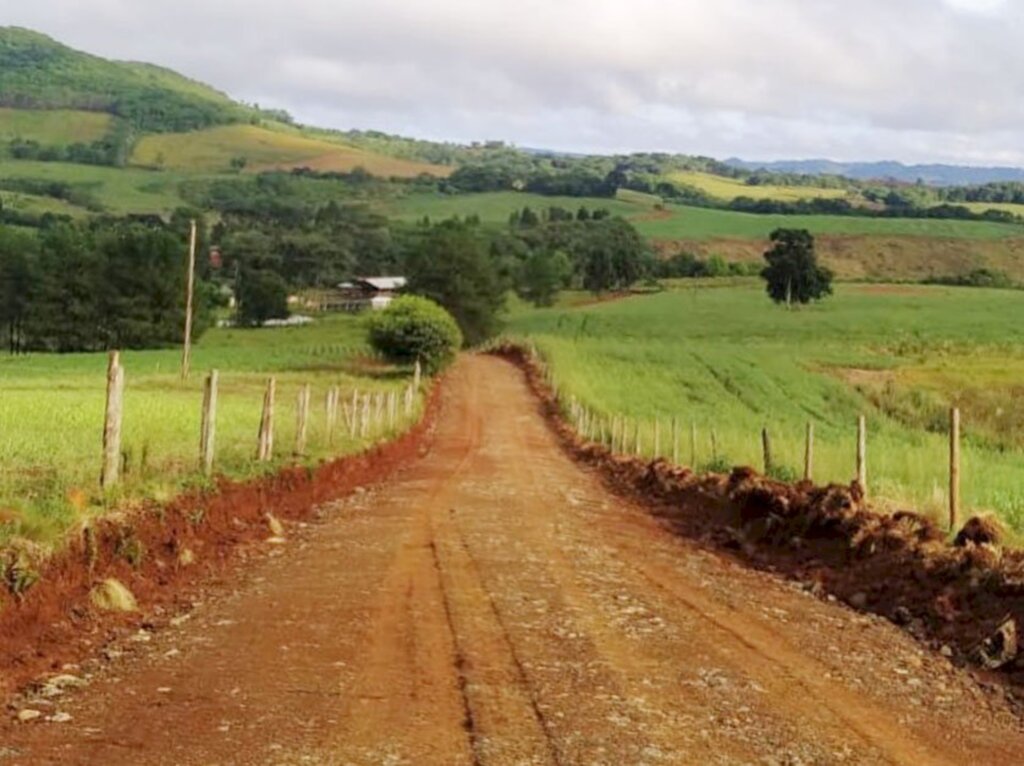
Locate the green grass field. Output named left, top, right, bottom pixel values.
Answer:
left=0, top=108, right=112, bottom=145
left=634, top=203, right=1024, bottom=241
left=386, top=191, right=1024, bottom=243
left=0, top=314, right=423, bottom=547
left=667, top=170, right=850, bottom=202
left=507, top=284, right=1024, bottom=532
left=0, top=158, right=199, bottom=215
left=386, top=190, right=644, bottom=222
left=0, top=191, right=89, bottom=218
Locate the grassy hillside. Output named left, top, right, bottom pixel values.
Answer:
left=509, top=284, right=1024, bottom=529
left=0, top=27, right=253, bottom=131
left=132, top=124, right=452, bottom=178
left=0, top=158, right=195, bottom=215
left=0, top=107, right=112, bottom=145
left=635, top=203, right=1024, bottom=241
left=386, top=190, right=642, bottom=221
left=668, top=170, right=850, bottom=202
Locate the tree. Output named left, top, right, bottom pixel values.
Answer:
left=367, top=295, right=462, bottom=374
left=237, top=268, right=289, bottom=326
left=519, top=250, right=571, bottom=307
left=761, top=228, right=833, bottom=307
left=405, top=220, right=505, bottom=345
left=579, top=218, right=650, bottom=293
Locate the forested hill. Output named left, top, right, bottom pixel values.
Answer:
left=0, top=27, right=259, bottom=132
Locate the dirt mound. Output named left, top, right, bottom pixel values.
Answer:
left=0, top=381, right=444, bottom=698
left=492, top=344, right=1024, bottom=690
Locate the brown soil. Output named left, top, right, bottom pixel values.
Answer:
left=0, top=380, right=444, bottom=700
left=3, top=356, right=1024, bottom=764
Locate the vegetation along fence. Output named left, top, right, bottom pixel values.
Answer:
left=518, top=341, right=976, bottom=533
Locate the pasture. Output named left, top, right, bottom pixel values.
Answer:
left=508, top=283, right=1024, bottom=531
left=0, top=158, right=195, bottom=215
left=131, top=124, right=452, bottom=177
left=667, top=170, right=850, bottom=202
left=0, top=108, right=112, bottom=145
left=0, top=314, right=422, bottom=547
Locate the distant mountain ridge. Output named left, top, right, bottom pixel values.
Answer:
left=725, top=158, right=1024, bottom=187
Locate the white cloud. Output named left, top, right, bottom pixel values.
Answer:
left=6, top=0, right=1024, bottom=164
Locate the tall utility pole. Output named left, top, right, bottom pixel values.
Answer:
left=181, top=219, right=197, bottom=380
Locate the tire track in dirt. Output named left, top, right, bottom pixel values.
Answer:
left=4, top=355, right=1024, bottom=765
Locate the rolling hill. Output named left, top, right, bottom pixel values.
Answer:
left=0, top=27, right=252, bottom=132
left=131, top=124, right=452, bottom=178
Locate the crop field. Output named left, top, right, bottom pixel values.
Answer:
left=508, top=283, right=1024, bottom=532
left=964, top=201, right=1024, bottom=217
left=667, top=170, right=850, bottom=202
left=131, top=124, right=452, bottom=177
left=0, top=314, right=423, bottom=547
left=0, top=108, right=112, bottom=145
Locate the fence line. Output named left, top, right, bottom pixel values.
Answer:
left=527, top=347, right=966, bottom=531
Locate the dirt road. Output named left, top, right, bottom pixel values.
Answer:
left=4, top=355, right=1024, bottom=765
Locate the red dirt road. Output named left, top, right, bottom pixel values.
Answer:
left=3, top=356, right=1024, bottom=765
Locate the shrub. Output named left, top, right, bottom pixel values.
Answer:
left=367, top=295, right=462, bottom=374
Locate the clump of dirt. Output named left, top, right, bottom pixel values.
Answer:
left=492, top=343, right=1024, bottom=690
left=0, top=380, right=444, bottom=698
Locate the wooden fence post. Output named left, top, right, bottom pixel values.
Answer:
left=257, top=377, right=276, bottom=461
left=950, top=407, right=961, bottom=532
left=199, top=369, right=218, bottom=475
left=361, top=393, right=371, bottom=438
left=326, top=386, right=339, bottom=446
left=350, top=390, right=360, bottom=438
left=373, top=392, right=384, bottom=433
left=710, top=428, right=719, bottom=466
left=634, top=420, right=642, bottom=457
left=804, top=422, right=814, bottom=481
left=101, top=350, right=124, bottom=489
left=295, top=384, right=311, bottom=456
left=388, top=390, right=397, bottom=430
left=856, top=415, right=867, bottom=496
left=690, top=422, right=698, bottom=467
left=672, top=417, right=679, bottom=465
left=404, top=384, right=414, bottom=417
left=762, top=427, right=773, bottom=476
left=654, top=419, right=661, bottom=458
left=414, top=359, right=422, bottom=390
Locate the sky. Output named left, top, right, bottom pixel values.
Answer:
left=4, top=0, right=1024, bottom=164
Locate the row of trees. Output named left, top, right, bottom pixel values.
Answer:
left=0, top=217, right=214, bottom=353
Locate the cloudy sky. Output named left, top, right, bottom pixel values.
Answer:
left=5, top=0, right=1024, bottom=164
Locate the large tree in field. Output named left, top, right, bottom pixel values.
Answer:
left=761, top=228, right=833, bottom=307
left=405, top=219, right=505, bottom=346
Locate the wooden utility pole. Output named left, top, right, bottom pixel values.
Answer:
left=856, top=415, right=867, bottom=496
left=199, top=370, right=218, bottom=475
left=950, top=407, right=961, bottom=532
left=101, top=350, right=124, bottom=489
left=181, top=219, right=198, bottom=380
left=804, top=422, right=814, bottom=481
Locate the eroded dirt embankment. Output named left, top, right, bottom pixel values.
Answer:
left=0, top=381, right=443, bottom=698
left=494, top=344, right=1024, bottom=693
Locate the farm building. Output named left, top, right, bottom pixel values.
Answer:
left=308, top=277, right=408, bottom=312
